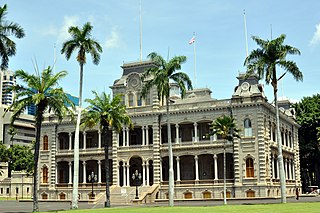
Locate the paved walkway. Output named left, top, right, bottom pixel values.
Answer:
left=0, top=195, right=318, bottom=213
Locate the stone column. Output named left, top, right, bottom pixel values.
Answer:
left=98, top=129, right=101, bottom=149
left=214, top=154, right=218, bottom=180
left=195, top=155, right=199, bottom=181
left=69, top=132, right=72, bottom=150
left=98, top=160, right=102, bottom=183
left=126, top=163, right=130, bottom=186
left=160, top=159, right=162, bottom=182
left=68, top=162, right=72, bottom=184
left=194, top=122, right=198, bottom=142
left=83, top=131, right=86, bottom=150
left=126, top=127, right=130, bottom=147
left=284, top=158, right=287, bottom=179
left=146, top=126, right=149, bottom=146
left=176, top=156, right=181, bottom=181
left=83, top=161, right=87, bottom=183
left=146, top=162, right=150, bottom=186
left=142, top=162, right=146, bottom=186
left=142, top=126, right=146, bottom=146
left=117, top=164, right=120, bottom=186
left=55, top=163, right=58, bottom=184
left=175, top=124, right=179, bottom=144
left=122, top=128, right=126, bottom=147
left=123, top=162, right=126, bottom=186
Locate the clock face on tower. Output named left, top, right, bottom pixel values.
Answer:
left=127, top=73, right=141, bottom=89
left=241, top=82, right=250, bottom=91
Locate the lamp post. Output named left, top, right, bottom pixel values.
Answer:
left=132, top=169, right=141, bottom=199
left=88, top=171, right=97, bottom=199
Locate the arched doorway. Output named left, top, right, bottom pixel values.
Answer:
left=129, top=156, right=142, bottom=186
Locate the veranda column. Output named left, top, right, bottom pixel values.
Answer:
left=68, top=162, right=72, bottom=184
left=284, top=158, right=287, bottom=179
left=126, top=127, right=130, bottom=147
left=193, top=122, right=198, bottom=142
left=69, top=132, right=72, bottom=150
left=159, top=126, right=162, bottom=145
left=123, top=162, right=127, bottom=186
left=55, top=163, right=58, bottom=184
left=175, top=124, right=179, bottom=144
left=214, top=154, right=218, bottom=180
left=146, top=161, right=150, bottom=186
left=195, top=155, right=199, bottom=181
left=277, top=158, right=280, bottom=179
left=126, top=163, right=130, bottom=186
left=288, top=159, right=291, bottom=180
left=98, top=160, right=102, bottom=183
left=122, top=128, right=126, bottom=147
left=142, top=126, right=146, bottom=146
left=83, top=161, right=87, bottom=183
left=176, top=156, right=181, bottom=181
left=117, top=163, right=120, bottom=186
left=142, top=162, right=146, bottom=186
left=160, top=159, right=163, bottom=182
left=83, top=131, right=86, bottom=150
left=146, top=126, right=149, bottom=146
left=98, top=129, right=101, bottom=149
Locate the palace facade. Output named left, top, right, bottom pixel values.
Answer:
left=38, top=61, right=301, bottom=202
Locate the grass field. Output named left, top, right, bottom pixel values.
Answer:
left=48, top=202, right=320, bottom=213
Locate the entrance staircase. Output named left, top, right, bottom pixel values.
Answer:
left=95, top=184, right=159, bottom=206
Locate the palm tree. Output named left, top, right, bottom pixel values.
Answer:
left=0, top=4, right=25, bottom=70
left=61, top=22, right=102, bottom=209
left=209, top=115, right=240, bottom=205
left=6, top=66, right=74, bottom=212
left=141, top=52, right=193, bottom=206
left=244, top=34, right=303, bottom=203
left=81, top=91, right=131, bottom=208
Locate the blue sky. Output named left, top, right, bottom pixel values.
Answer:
left=4, top=0, right=320, bottom=103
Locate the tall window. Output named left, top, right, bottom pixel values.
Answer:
left=244, top=118, right=252, bottom=137
left=246, top=158, right=254, bottom=177
left=43, top=135, right=48, bottom=150
left=128, top=93, right=134, bottom=107
left=137, top=94, right=142, bottom=106
left=43, top=167, right=48, bottom=183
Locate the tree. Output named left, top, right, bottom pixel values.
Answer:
left=61, top=22, right=102, bottom=209
left=294, top=94, right=320, bottom=191
left=141, top=52, right=192, bottom=206
left=6, top=66, right=74, bottom=212
left=81, top=91, right=131, bottom=207
left=0, top=4, right=25, bottom=70
left=8, top=143, right=34, bottom=175
left=0, top=141, right=9, bottom=162
left=208, top=115, right=240, bottom=205
left=244, top=34, right=302, bottom=203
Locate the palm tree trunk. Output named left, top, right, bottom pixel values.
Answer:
left=166, top=97, right=174, bottom=207
left=274, top=84, right=287, bottom=203
left=32, top=112, right=43, bottom=212
left=223, top=141, right=227, bottom=205
left=72, top=63, right=84, bottom=209
left=104, top=126, right=111, bottom=207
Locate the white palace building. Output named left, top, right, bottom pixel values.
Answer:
left=38, top=60, right=301, bottom=202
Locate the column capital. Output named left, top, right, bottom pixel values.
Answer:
left=83, top=131, right=86, bottom=135
left=98, top=129, right=101, bottom=134
left=175, top=124, right=179, bottom=128
left=176, top=156, right=180, bottom=161
left=193, top=122, right=198, bottom=126
left=97, top=160, right=102, bottom=165
left=69, top=132, right=73, bottom=136
left=82, top=161, right=86, bottom=165
left=68, top=162, right=72, bottom=166
left=194, top=155, right=198, bottom=160
left=213, top=154, right=217, bottom=159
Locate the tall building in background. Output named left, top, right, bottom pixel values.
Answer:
left=0, top=69, right=16, bottom=106
left=27, top=93, right=79, bottom=115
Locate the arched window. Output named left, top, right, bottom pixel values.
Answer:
left=128, top=93, right=134, bottom=107
left=246, top=158, right=254, bottom=177
left=43, top=167, right=48, bottom=183
left=246, top=190, right=255, bottom=197
left=43, top=135, right=48, bottom=150
left=244, top=118, right=252, bottom=137
left=137, top=94, right=142, bottom=106
left=120, top=95, right=125, bottom=106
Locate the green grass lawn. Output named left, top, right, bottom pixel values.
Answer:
left=47, top=202, right=320, bottom=213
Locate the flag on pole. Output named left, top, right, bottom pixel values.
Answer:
left=189, top=36, right=195, bottom=44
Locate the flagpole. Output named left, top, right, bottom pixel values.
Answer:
left=193, top=32, right=197, bottom=88
left=243, top=9, right=249, bottom=57
left=139, top=0, right=142, bottom=62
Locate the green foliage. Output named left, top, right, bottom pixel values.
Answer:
left=244, top=34, right=302, bottom=90
left=82, top=91, right=132, bottom=133
left=294, top=94, right=320, bottom=187
left=0, top=141, right=9, bottom=162
left=209, top=115, right=240, bottom=141
left=9, top=144, right=34, bottom=175
left=0, top=4, right=25, bottom=70
left=141, top=52, right=193, bottom=104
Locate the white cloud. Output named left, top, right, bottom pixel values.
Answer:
left=309, top=23, right=320, bottom=46
left=57, top=16, right=80, bottom=43
left=104, top=27, right=124, bottom=49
